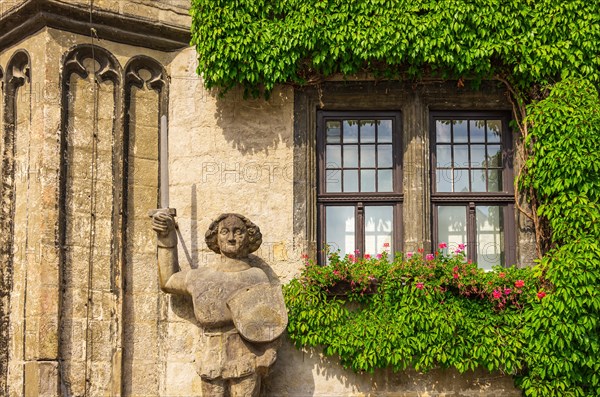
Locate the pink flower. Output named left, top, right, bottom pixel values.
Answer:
left=415, top=282, right=424, bottom=290
left=406, top=252, right=413, bottom=259
left=514, top=280, right=525, bottom=288
left=492, top=290, right=502, bottom=299
left=453, top=266, right=459, bottom=272
left=333, top=270, right=340, bottom=276
left=537, top=291, right=546, bottom=299
left=348, top=254, right=355, bottom=262
left=438, top=242, right=447, bottom=249
left=425, top=254, right=434, bottom=261
left=458, top=243, right=466, bottom=250
left=453, top=273, right=459, bottom=279
left=383, top=242, right=390, bottom=248
left=364, top=254, right=371, bottom=259
left=504, top=288, right=512, bottom=295
left=376, top=253, right=382, bottom=259
left=498, top=272, right=506, bottom=279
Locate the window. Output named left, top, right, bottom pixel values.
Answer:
left=431, top=112, right=516, bottom=269
left=317, top=111, right=402, bottom=262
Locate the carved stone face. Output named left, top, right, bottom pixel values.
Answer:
left=217, top=215, right=250, bottom=258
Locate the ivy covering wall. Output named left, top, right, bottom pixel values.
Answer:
left=191, top=0, right=600, bottom=96
left=190, top=1, right=600, bottom=396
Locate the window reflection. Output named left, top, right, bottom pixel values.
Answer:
left=476, top=206, right=504, bottom=270
left=365, top=206, right=393, bottom=257
left=325, top=206, right=355, bottom=262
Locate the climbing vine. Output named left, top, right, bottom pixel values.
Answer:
left=190, top=0, right=600, bottom=97
left=191, top=1, right=600, bottom=396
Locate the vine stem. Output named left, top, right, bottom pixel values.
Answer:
left=494, top=76, right=546, bottom=259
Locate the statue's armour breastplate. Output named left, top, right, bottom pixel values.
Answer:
left=186, top=267, right=269, bottom=328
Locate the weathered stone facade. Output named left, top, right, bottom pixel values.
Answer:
left=0, top=1, right=532, bottom=396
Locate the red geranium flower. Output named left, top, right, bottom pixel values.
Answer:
left=514, top=280, right=525, bottom=288
left=537, top=291, right=546, bottom=299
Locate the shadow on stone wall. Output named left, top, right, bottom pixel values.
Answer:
left=214, top=87, right=293, bottom=156
left=266, top=336, right=521, bottom=396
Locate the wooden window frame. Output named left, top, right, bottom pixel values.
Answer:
left=430, top=111, right=516, bottom=266
left=317, top=111, right=403, bottom=263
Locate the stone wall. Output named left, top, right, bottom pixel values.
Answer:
left=0, top=2, right=533, bottom=396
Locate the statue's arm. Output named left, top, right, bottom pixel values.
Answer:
left=152, top=211, right=188, bottom=295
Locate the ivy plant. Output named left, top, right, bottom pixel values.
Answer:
left=191, top=0, right=600, bottom=97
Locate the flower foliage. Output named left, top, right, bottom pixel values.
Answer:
left=190, top=0, right=600, bottom=96
left=285, top=248, right=541, bottom=375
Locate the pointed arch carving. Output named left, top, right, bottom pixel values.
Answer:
left=121, top=55, right=168, bottom=396
left=58, top=44, right=124, bottom=396
left=0, top=49, right=31, bottom=397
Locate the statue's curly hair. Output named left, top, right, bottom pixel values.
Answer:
left=205, top=213, right=262, bottom=254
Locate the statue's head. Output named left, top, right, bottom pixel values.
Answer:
left=205, top=213, right=262, bottom=258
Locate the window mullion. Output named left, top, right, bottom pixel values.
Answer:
left=467, top=202, right=476, bottom=263
left=357, top=202, right=364, bottom=257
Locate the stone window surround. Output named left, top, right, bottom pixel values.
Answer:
left=293, top=80, right=521, bottom=264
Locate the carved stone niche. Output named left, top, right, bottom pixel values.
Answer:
left=125, top=56, right=167, bottom=95
left=63, top=44, right=121, bottom=85
left=0, top=49, right=30, bottom=397
left=58, top=45, right=123, bottom=397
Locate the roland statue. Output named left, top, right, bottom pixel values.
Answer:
left=152, top=211, right=287, bottom=397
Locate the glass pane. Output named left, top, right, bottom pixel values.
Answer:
left=476, top=205, right=504, bottom=270
left=343, top=120, right=359, bottom=143
left=436, top=120, right=452, bottom=143
left=488, top=145, right=502, bottom=167
left=343, top=145, right=359, bottom=167
left=326, top=170, right=341, bottom=192
left=454, top=169, right=469, bottom=192
left=364, top=206, right=394, bottom=257
left=361, top=145, right=376, bottom=167
left=436, top=145, right=452, bottom=168
left=343, top=170, right=358, bottom=192
left=326, top=145, right=341, bottom=168
left=487, top=120, right=502, bottom=142
left=361, top=120, right=376, bottom=143
left=454, top=145, right=469, bottom=167
left=326, top=121, right=341, bottom=143
left=471, top=145, right=486, bottom=167
left=378, top=145, right=393, bottom=167
left=471, top=169, right=487, bottom=192
left=378, top=170, right=393, bottom=192
left=325, top=206, right=355, bottom=259
left=470, top=120, right=486, bottom=142
left=488, top=169, right=502, bottom=192
left=361, top=170, right=376, bottom=192
left=454, top=120, right=468, bottom=142
left=378, top=120, right=393, bottom=142
left=436, top=169, right=452, bottom=192
left=437, top=206, right=467, bottom=255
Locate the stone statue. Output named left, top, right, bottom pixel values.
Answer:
left=152, top=211, right=288, bottom=397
